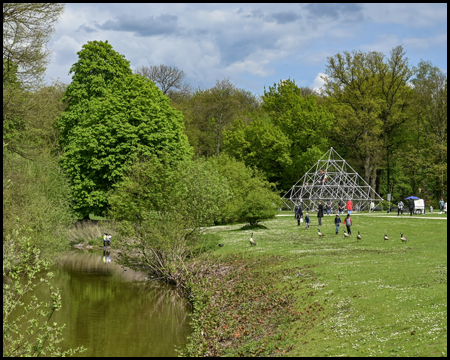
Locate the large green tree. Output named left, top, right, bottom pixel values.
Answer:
left=323, top=45, right=413, bottom=196
left=58, top=41, right=192, bottom=219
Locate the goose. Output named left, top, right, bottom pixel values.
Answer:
left=343, top=231, right=350, bottom=238
left=318, top=229, right=325, bottom=237
left=384, top=234, right=389, bottom=241
left=249, top=232, right=256, bottom=246
left=218, top=243, right=224, bottom=247
left=400, top=233, right=408, bottom=243
left=357, top=231, right=362, bottom=241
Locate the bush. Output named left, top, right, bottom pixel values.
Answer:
left=211, top=154, right=281, bottom=225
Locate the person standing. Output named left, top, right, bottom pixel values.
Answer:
left=439, top=198, right=445, bottom=214
left=326, top=199, right=332, bottom=216
left=316, top=202, right=324, bottom=226
left=370, top=201, right=375, bottom=213
left=304, top=213, right=310, bottom=229
left=397, top=200, right=404, bottom=217
left=345, top=214, right=352, bottom=235
left=334, top=214, right=341, bottom=234
left=408, top=198, right=415, bottom=217
left=346, top=199, right=353, bottom=215
left=295, top=204, right=303, bottom=226
left=103, top=233, right=107, bottom=247
left=338, top=200, right=345, bottom=215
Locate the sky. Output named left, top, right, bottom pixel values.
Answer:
left=45, top=3, right=447, bottom=95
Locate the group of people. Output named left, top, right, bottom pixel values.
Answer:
left=103, top=233, right=112, bottom=247
left=295, top=199, right=354, bottom=229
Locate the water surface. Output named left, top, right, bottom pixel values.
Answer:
left=41, top=249, right=191, bottom=357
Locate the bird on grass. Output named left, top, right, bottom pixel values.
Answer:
left=249, top=232, right=256, bottom=246
left=318, top=229, right=325, bottom=237
left=400, top=233, right=408, bottom=243
left=357, top=231, right=362, bottom=241
left=343, top=231, right=350, bottom=238
left=384, top=234, right=389, bottom=241
left=218, top=243, right=224, bottom=247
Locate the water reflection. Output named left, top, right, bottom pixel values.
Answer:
left=46, top=249, right=191, bottom=357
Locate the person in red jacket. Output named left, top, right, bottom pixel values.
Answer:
left=346, top=199, right=353, bottom=215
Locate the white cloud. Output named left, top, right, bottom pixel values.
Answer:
left=312, top=73, right=328, bottom=92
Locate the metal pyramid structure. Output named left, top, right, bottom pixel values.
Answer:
left=282, top=147, right=384, bottom=212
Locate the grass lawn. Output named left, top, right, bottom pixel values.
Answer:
left=185, top=212, right=447, bottom=357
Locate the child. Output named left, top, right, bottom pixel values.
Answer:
left=106, top=234, right=111, bottom=246
left=304, top=213, right=310, bottom=229
left=103, top=233, right=107, bottom=247
left=334, top=214, right=341, bottom=234
left=345, top=214, right=352, bottom=235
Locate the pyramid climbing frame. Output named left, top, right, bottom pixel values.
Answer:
left=282, top=147, right=384, bottom=212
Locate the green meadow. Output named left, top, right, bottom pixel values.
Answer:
left=182, top=212, right=447, bottom=357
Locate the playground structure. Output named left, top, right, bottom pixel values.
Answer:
left=282, top=147, right=384, bottom=212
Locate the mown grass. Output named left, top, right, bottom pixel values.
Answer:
left=182, top=212, right=447, bottom=357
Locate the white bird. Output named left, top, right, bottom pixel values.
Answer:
left=343, top=231, right=350, bottom=238
left=318, top=229, right=325, bottom=237
left=400, top=233, right=408, bottom=243
left=249, top=232, right=256, bottom=246
left=357, top=231, right=362, bottom=241
left=384, top=234, right=389, bottom=241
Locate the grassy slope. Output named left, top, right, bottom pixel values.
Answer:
left=190, top=212, right=447, bottom=357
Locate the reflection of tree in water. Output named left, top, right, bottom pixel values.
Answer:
left=57, top=249, right=191, bottom=346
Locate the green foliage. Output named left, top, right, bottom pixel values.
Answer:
left=3, top=147, right=75, bottom=255
left=212, top=154, right=281, bottom=225
left=109, top=156, right=231, bottom=285
left=177, top=79, right=262, bottom=157
left=58, top=41, right=192, bottom=218
left=323, top=45, right=413, bottom=196
left=3, top=224, right=85, bottom=357
left=3, top=3, right=65, bottom=86
left=224, top=79, right=333, bottom=190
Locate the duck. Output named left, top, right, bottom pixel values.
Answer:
left=318, top=229, right=325, bottom=237
left=384, top=234, right=389, bottom=241
left=249, top=232, right=256, bottom=246
left=400, top=233, right=408, bottom=243
left=343, top=231, right=350, bottom=238
left=357, top=231, right=362, bottom=241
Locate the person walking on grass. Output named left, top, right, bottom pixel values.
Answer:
left=304, top=213, right=310, bottom=229
left=408, top=198, right=415, bottom=217
left=295, top=204, right=303, bottom=226
left=439, top=198, right=444, bottom=214
left=397, top=200, right=404, bottom=217
left=345, top=214, right=352, bottom=235
left=316, top=201, right=324, bottom=226
left=346, top=199, right=353, bottom=215
left=334, top=214, right=341, bottom=234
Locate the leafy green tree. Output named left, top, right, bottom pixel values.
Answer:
left=212, top=154, right=281, bottom=225
left=58, top=41, right=192, bottom=219
left=3, top=3, right=65, bottom=86
left=109, top=156, right=231, bottom=285
left=407, top=60, right=447, bottom=199
left=223, top=118, right=292, bottom=185
left=260, top=79, right=334, bottom=190
left=181, top=79, right=261, bottom=157
left=323, top=45, right=413, bottom=196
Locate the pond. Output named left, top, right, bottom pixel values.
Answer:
left=22, top=249, right=192, bottom=357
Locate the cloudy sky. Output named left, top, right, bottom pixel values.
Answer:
left=46, top=3, right=447, bottom=94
